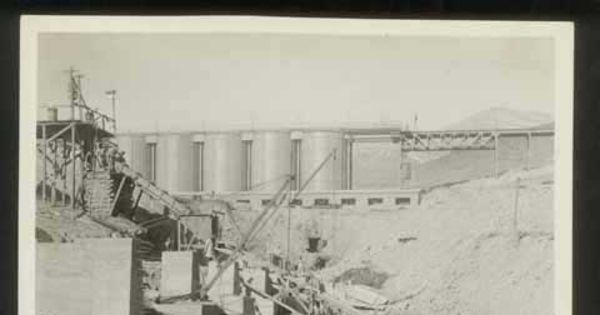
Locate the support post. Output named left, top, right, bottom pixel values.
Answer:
left=62, top=140, right=67, bottom=206
left=341, top=139, right=347, bottom=190
left=513, top=177, right=521, bottom=244
left=177, top=220, right=182, bottom=251
left=348, top=140, right=353, bottom=190
left=109, top=175, right=127, bottom=216
left=71, top=124, right=76, bottom=209
left=42, top=125, right=47, bottom=204
left=286, top=205, right=291, bottom=269
left=494, top=133, right=499, bottom=178
left=133, top=189, right=143, bottom=212
left=51, top=142, right=56, bottom=205
left=399, top=138, right=404, bottom=187
left=525, top=133, right=531, bottom=171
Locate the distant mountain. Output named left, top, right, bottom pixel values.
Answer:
left=444, top=106, right=554, bottom=131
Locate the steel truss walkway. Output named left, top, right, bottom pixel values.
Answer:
left=344, top=128, right=554, bottom=151
left=338, top=127, right=555, bottom=189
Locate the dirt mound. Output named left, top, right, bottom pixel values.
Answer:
left=411, top=134, right=553, bottom=188
left=314, top=166, right=554, bottom=315
left=334, top=267, right=390, bottom=289
left=36, top=205, right=115, bottom=242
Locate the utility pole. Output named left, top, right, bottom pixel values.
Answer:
left=68, top=67, right=77, bottom=120
left=512, top=177, right=522, bottom=245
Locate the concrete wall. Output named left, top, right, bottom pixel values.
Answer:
left=36, top=238, right=141, bottom=315
left=160, top=251, right=199, bottom=297
left=174, top=189, right=422, bottom=210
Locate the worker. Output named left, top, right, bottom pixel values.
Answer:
left=164, top=236, right=172, bottom=251
left=204, top=237, right=215, bottom=261
left=198, top=240, right=210, bottom=288
left=297, top=256, right=305, bottom=275
left=107, top=146, right=118, bottom=171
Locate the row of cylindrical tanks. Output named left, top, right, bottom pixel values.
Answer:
left=116, top=130, right=346, bottom=193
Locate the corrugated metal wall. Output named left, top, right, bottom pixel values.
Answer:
left=204, top=133, right=242, bottom=193
left=251, top=131, right=292, bottom=192
left=155, top=134, right=193, bottom=192
left=300, top=131, right=343, bottom=191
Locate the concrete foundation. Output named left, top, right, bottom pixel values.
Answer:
left=154, top=301, right=221, bottom=315
left=160, top=250, right=199, bottom=298
left=254, top=296, right=276, bottom=315
left=243, top=268, right=272, bottom=294
left=36, top=238, right=141, bottom=315
left=207, top=260, right=241, bottom=300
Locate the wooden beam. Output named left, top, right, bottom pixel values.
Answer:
left=62, top=139, right=67, bottom=206
left=109, top=175, right=127, bottom=216
left=494, top=133, right=499, bottom=178
left=348, top=140, right=353, bottom=190
left=71, top=124, right=77, bottom=209
left=46, top=122, right=75, bottom=143
left=133, top=189, right=143, bottom=212
left=42, top=125, right=47, bottom=203
left=525, top=133, right=531, bottom=171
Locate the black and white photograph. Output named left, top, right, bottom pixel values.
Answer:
left=19, top=17, right=574, bottom=315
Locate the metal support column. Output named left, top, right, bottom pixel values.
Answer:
left=51, top=142, right=56, bottom=205
left=110, top=175, right=127, bottom=216
left=71, top=125, right=76, bottom=209
left=399, top=138, right=404, bottom=187
left=62, top=139, right=67, bottom=206
left=177, top=220, right=182, bottom=251
left=494, top=133, right=499, bottom=178
left=525, top=133, right=531, bottom=171
left=42, top=125, right=47, bottom=204
left=347, top=140, right=353, bottom=190
left=133, top=189, right=143, bottom=212
left=341, top=139, right=347, bottom=190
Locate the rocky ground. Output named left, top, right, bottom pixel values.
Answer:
left=234, top=165, right=554, bottom=315
left=36, top=163, right=555, bottom=315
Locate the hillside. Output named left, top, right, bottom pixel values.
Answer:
left=244, top=166, right=554, bottom=315
left=444, top=106, right=553, bottom=131
left=353, top=107, right=554, bottom=189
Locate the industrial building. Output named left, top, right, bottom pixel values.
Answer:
left=35, top=70, right=558, bottom=315
left=116, top=128, right=423, bottom=208
left=115, top=125, right=553, bottom=209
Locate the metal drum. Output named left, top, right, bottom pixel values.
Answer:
left=251, top=131, right=292, bottom=192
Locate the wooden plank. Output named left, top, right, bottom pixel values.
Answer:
left=109, top=175, right=127, bottom=216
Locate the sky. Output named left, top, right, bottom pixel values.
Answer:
left=37, top=33, right=555, bottom=133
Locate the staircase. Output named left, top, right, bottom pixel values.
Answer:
left=85, top=171, right=113, bottom=216
left=84, top=170, right=136, bottom=218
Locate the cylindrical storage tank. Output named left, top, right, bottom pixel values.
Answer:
left=300, top=131, right=343, bottom=192
left=46, top=107, right=58, bottom=121
left=155, top=133, right=193, bottom=193
left=115, top=134, right=147, bottom=176
left=251, top=131, right=292, bottom=192
left=204, top=133, right=243, bottom=193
